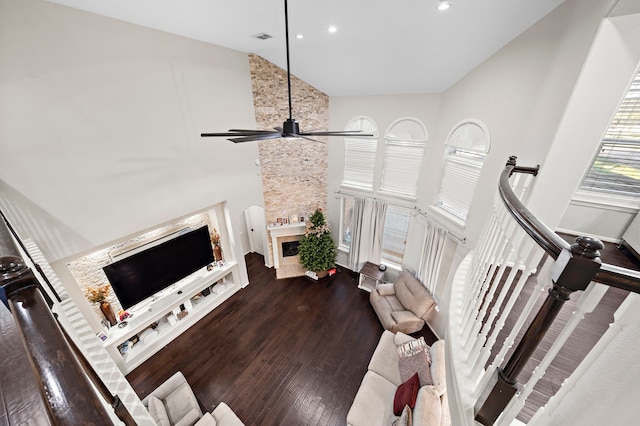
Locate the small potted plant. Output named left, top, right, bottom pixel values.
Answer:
left=298, top=209, right=337, bottom=278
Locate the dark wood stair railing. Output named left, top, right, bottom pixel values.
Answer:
left=475, top=156, right=640, bottom=425
left=0, top=214, right=136, bottom=425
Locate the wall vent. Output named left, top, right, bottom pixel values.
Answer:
left=252, top=32, right=273, bottom=40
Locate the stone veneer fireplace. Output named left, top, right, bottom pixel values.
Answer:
left=268, top=223, right=307, bottom=279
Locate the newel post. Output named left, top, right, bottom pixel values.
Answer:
left=475, top=236, right=604, bottom=425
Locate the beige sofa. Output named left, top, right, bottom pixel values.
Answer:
left=347, top=331, right=450, bottom=426
left=142, top=371, right=244, bottom=426
left=370, top=270, right=437, bottom=334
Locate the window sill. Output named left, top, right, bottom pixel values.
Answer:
left=572, top=191, right=640, bottom=212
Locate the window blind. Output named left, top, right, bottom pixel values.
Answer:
left=342, top=116, right=378, bottom=190
left=580, top=70, right=640, bottom=198
left=343, top=137, right=377, bottom=190
left=380, top=140, right=426, bottom=198
left=437, top=148, right=485, bottom=221
left=381, top=206, right=411, bottom=265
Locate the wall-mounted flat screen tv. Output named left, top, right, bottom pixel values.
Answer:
left=103, top=225, right=215, bottom=310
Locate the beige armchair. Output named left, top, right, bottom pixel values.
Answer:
left=369, top=270, right=437, bottom=334
left=142, top=371, right=244, bottom=426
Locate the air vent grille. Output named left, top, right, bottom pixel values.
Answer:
left=252, top=32, right=273, bottom=40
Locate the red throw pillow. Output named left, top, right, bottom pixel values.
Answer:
left=393, top=373, right=420, bottom=416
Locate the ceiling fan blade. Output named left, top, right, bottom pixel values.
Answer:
left=202, top=130, right=280, bottom=137
left=228, top=132, right=284, bottom=143
left=228, top=129, right=278, bottom=133
left=301, top=130, right=375, bottom=137
left=296, top=134, right=325, bottom=144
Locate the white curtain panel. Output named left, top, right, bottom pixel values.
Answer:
left=348, top=197, right=387, bottom=272
left=418, top=220, right=448, bottom=299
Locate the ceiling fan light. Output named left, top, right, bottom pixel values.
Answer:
left=296, top=33, right=304, bottom=39
left=327, top=26, right=337, bottom=33
left=438, top=1, right=451, bottom=11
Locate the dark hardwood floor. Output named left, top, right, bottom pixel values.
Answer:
left=127, top=253, right=436, bottom=426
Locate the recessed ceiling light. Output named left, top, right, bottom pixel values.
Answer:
left=328, top=26, right=337, bottom=33
left=437, top=1, right=451, bottom=11
left=296, top=33, right=304, bottom=39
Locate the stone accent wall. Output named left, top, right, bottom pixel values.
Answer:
left=248, top=54, right=329, bottom=264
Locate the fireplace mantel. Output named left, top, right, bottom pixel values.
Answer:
left=268, top=223, right=306, bottom=278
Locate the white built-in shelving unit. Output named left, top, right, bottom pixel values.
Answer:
left=102, top=261, right=240, bottom=374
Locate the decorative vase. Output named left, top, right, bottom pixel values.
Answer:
left=100, top=301, right=117, bottom=326
left=214, top=243, right=223, bottom=262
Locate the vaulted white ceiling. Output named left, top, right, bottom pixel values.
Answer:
left=46, top=0, right=566, bottom=96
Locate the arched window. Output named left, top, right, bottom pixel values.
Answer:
left=436, top=119, right=490, bottom=222
left=341, top=116, right=379, bottom=191
left=380, top=118, right=428, bottom=199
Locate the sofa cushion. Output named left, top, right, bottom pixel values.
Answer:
left=212, top=402, right=244, bottom=426
left=391, top=311, right=425, bottom=333
left=368, top=331, right=403, bottom=386
left=164, top=382, right=202, bottom=425
left=396, top=336, right=428, bottom=357
left=347, top=371, right=399, bottom=426
left=399, top=349, right=433, bottom=387
left=429, top=340, right=447, bottom=396
left=412, top=386, right=442, bottom=426
left=148, top=396, right=171, bottom=426
left=175, top=408, right=202, bottom=426
left=194, top=413, right=218, bottom=426
left=391, top=404, right=412, bottom=426
left=376, top=283, right=396, bottom=296
left=393, top=373, right=420, bottom=416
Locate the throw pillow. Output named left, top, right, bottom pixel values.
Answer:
left=396, top=336, right=428, bottom=357
left=399, top=349, right=433, bottom=387
left=391, top=404, right=413, bottom=426
left=147, top=396, right=171, bottom=426
left=393, top=373, right=420, bottom=416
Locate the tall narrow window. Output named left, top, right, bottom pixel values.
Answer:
left=579, top=69, right=640, bottom=200
left=339, top=197, right=355, bottom=249
left=380, top=118, right=428, bottom=199
left=436, top=120, right=490, bottom=222
left=342, top=116, right=379, bottom=191
left=381, top=206, right=411, bottom=266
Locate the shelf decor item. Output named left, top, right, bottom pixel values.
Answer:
left=211, top=227, right=223, bottom=261
left=298, top=209, right=337, bottom=278
left=86, top=284, right=118, bottom=326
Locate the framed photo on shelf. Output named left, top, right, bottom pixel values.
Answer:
left=97, top=331, right=109, bottom=342
left=290, top=215, right=299, bottom=224
left=299, top=216, right=305, bottom=223
left=276, top=218, right=283, bottom=226
left=282, top=217, right=289, bottom=225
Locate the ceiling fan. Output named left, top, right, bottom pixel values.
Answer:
left=200, top=0, right=372, bottom=143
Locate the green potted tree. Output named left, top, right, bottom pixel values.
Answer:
left=298, top=209, right=337, bottom=278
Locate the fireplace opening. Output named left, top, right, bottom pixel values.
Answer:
left=282, top=241, right=300, bottom=257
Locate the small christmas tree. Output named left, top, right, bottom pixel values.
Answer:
left=298, top=209, right=337, bottom=275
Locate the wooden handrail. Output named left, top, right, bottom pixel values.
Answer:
left=0, top=214, right=135, bottom=425
left=476, top=156, right=640, bottom=425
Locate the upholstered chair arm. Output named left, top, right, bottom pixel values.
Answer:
left=375, top=283, right=396, bottom=296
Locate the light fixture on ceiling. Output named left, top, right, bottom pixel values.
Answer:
left=437, top=1, right=451, bottom=11
left=200, top=0, right=370, bottom=143
left=328, top=26, right=337, bottom=33
left=296, top=33, right=304, bottom=39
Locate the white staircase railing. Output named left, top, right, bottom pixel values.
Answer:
left=446, top=156, right=640, bottom=425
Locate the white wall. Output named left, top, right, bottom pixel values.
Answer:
left=327, top=0, right=616, bottom=274
left=0, top=0, right=264, bottom=290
